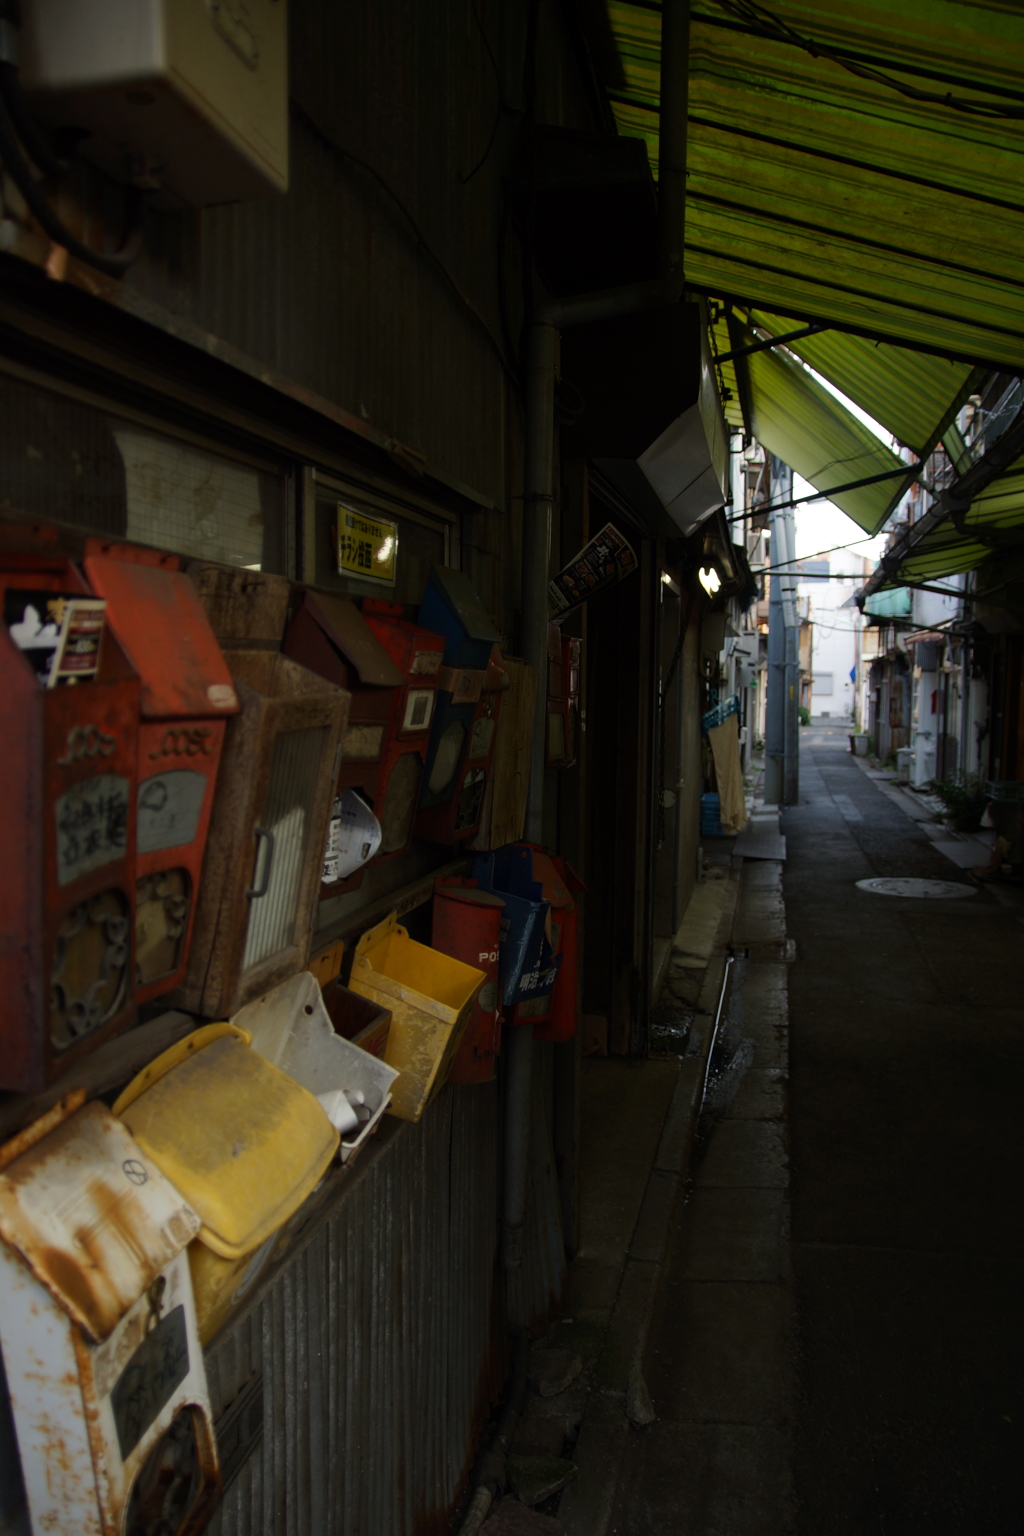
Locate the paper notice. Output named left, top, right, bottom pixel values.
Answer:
left=548, top=522, right=637, bottom=618
left=322, top=790, right=382, bottom=883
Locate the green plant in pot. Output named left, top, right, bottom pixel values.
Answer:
left=928, top=771, right=989, bottom=832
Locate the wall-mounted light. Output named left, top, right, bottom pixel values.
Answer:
left=699, top=565, right=721, bottom=597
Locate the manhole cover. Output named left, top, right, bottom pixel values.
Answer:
left=855, top=877, right=977, bottom=899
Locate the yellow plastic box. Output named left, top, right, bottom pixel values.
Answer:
left=348, top=912, right=486, bottom=1122
left=113, top=1022, right=338, bottom=1343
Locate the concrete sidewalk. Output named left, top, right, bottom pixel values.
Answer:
left=512, top=859, right=741, bottom=1535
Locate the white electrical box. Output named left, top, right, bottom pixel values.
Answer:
left=19, top=0, right=288, bottom=207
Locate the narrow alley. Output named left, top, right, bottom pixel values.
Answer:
left=599, top=724, right=1023, bottom=1535
left=1, top=5, right=1023, bottom=1533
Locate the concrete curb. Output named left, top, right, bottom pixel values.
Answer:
left=557, top=942, right=732, bottom=1535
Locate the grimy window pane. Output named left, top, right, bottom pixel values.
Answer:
left=0, top=374, right=284, bottom=572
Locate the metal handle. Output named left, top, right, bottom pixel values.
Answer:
left=245, top=826, right=275, bottom=900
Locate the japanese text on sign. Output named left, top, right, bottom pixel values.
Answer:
left=55, top=774, right=130, bottom=886
left=337, top=505, right=398, bottom=585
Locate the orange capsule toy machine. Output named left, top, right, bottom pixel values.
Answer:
left=361, top=599, right=446, bottom=857
left=84, top=546, right=240, bottom=1005
left=0, top=554, right=140, bottom=1092
left=431, top=878, right=504, bottom=1083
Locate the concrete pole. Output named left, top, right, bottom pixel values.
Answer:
left=781, top=506, right=800, bottom=805
left=764, top=505, right=785, bottom=805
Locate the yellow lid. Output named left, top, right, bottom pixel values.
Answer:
left=114, top=1026, right=339, bottom=1260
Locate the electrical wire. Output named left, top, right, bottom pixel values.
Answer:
left=0, top=91, right=144, bottom=275
left=713, top=0, right=1024, bottom=120
left=290, top=98, right=517, bottom=386
left=461, top=1, right=505, bottom=185
left=0, top=7, right=143, bottom=276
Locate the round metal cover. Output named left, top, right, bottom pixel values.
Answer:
left=428, top=720, right=466, bottom=795
left=855, top=877, right=977, bottom=899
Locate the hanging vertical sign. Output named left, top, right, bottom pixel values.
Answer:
left=548, top=521, right=637, bottom=618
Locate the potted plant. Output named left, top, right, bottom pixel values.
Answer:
left=928, top=771, right=989, bottom=832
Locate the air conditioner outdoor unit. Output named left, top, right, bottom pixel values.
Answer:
left=20, top=0, right=288, bottom=206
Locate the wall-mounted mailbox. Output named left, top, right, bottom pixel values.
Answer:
left=182, top=653, right=348, bottom=1018
left=528, top=850, right=585, bottom=1041
left=416, top=568, right=507, bottom=844
left=0, top=1096, right=220, bottom=1536
left=0, top=556, right=140, bottom=1093
left=432, top=879, right=504, bottom=1083
left=284, top=592, right=402, bottom=889
left=84, top=548, right=239, bottom=1005
left=362, top=599, right=446, bottom=856
left=187, top=563, right=292, bottom=651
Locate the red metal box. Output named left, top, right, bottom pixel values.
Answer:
left=361, top=599, right=446, bottom=857
left=84, top=548, right=239, bottom=1004
left=0, top=557, right=140, bottom=1092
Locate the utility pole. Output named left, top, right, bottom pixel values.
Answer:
left=764, top=460, right=800, bottom=806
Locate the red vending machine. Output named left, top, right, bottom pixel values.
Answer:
left=431, top=878, right=504, bottom=1083
left=0, top=555, right=140, bottom=1091
left=84, top=546, right=240, bottom=1004
left=361, top=599, right=446, bottom=857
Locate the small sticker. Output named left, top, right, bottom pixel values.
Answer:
left=469, top=717, right=495, bottom=759
left=411, top=651, right=442, bottom=676
left=341, top=723, right=385, bottom=761
left=207, top=683, right=238, bottom=710
left=402, top=689, right=435, bottom=732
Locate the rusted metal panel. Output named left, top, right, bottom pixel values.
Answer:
left=0, top=1099, right=200, bottom=1344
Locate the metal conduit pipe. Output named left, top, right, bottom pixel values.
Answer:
left=504, top=0, right=692, bottom=1277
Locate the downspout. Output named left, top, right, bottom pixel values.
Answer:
left=503, top=0, right=691, bottom=1279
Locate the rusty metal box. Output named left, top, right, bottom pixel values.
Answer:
left=0, top=557, right=140, bottom=1093
left=84, top=545, right=240, bottom=1006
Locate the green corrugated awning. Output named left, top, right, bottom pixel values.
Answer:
left=742, top=340, right=911, bottom=532
left=863, top=586, right=912, bottom=618
left=887, top=456, right=1024, bottom=582
left=740, top=311, right=980, bottom=458
left=601, top=2, right=1024, bottom=369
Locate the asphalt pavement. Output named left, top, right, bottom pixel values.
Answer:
left=606, top=723, right=1023, bottom=1535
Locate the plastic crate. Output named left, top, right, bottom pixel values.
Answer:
left=348, top=911, right=486, bottom=1121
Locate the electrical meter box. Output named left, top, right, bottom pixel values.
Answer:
left=20, top=0, right=289, bottom=207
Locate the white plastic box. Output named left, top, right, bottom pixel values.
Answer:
left=234, top=971, right=398, bottom=1163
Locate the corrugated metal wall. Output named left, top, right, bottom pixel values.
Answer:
left=205, top=1050, right=565, bottom=1536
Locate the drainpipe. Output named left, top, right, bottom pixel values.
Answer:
left=504, top=0, right=691, bottom=1282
